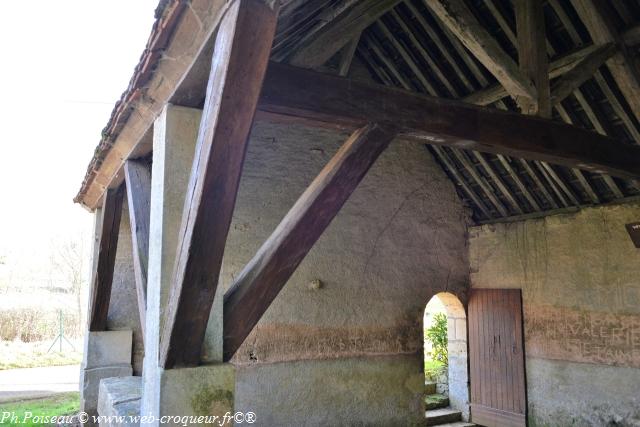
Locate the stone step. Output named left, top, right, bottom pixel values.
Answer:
left=424, top=381, right=437, bottom=394
left=425, top=393, right=450, bottom=410
left=425, top=407, right=462, bottom=426
left=434, top=423, right=475, bottom=427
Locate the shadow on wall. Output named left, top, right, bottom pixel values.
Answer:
left=424, top=292, right=469, bottom=420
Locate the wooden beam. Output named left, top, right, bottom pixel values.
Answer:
left=88, top=186, right=124, bottom=331
left=571, top=0, right=640, bottom=122
left=124, top=160, right=152, bottom=338
left=223, top=123, right=397, bottom=361
left=550, top=43, right=617, bottom=105
left=426, top=0, right=536, bottom=106
left=159, top=0, right=278, bottom=369
left=338, top=33, right=361, bottom=76
left=515, top=0, right=551, bottom=117
left=76, top=0, right=236, bottom=210
left=257, top=62, right=640, bottom=180
left=465, top=44, right=605, bottom=106
left=288, top=0, right=399, bottom=69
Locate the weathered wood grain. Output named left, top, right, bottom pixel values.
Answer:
left=426, top=0, right=536, bottom=106
left=223, top=123, right=397, bottom=361
left=257, top=62, right=640, bottom=180
left=88, top=186, right=124, bottom=331
left=124, top=160, right=151, bottom=338
left=516, top=0, right=551, bottom=117
left=158, top=0, right=278, bottom=369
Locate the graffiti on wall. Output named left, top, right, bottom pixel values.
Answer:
left=525, top=304, right=640, bottom=368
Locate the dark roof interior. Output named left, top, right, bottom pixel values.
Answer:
left=77, top=0, right=640, bottom=222
left=272, top=0, right=640, bottom=222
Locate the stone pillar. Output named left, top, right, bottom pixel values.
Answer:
left=80, top=209, right=134, bottom=420
left=141, top=104, right=230, bottom=425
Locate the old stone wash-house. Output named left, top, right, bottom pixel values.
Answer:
left=75, top=0, right=640, bottom=426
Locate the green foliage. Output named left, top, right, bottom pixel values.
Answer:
left=425, top=312, right=448, bottom=365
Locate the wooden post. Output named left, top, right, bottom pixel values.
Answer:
left=88, top=186, right=124, bottom=331
left=223, top=123, right=397, bottom=361
left=124, top=160, right=152, bottom=338
left=159, top=0, right=279, bottom=369
left=515, top=0, right=551, bottom=117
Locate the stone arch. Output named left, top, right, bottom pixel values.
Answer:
left=424, top=292, right=469, bottom=420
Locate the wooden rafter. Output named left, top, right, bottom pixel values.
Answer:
left=258, top=62, right=640, bottom=180
left=338, top=33, right=361, bottom=76
left=550, top=43, right=617, bottom=105
left=287, top=0, right=399, bottom=69
left=465, top=43, right=612, bottom=106
left=88, top=186, right=124, bottom=331
left=426, top=0, right=536, bottom=108
left=515, top=0, right=551, bottom=117
left=571, top=0, right=640, bottom=122
left=223, top=123, right=397, bottom=361
left=124, top=160, right=152, bottom=338
left=159, top=0, right=278, bottom=369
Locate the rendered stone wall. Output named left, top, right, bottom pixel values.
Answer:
left=107, top=204, right=144, bottom=375
left=469, top=202, right=640, bottom=426
left=212, top=121, right=471, bottom=425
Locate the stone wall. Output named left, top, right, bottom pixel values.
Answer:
left=210, top=121, right=471, bottom=425
left=469, top=202, right=640, bottom=426
left=107, top=204, right=144, bottom=375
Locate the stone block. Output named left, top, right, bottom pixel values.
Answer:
left=81, top=366, right=133, bottom=418
left=83, top=330, right=133, bottom=369
left=455, top=319, right=466, bottom=340
left=98, top=377, right=142, bottom=427
left=159, top=363, right=235, bottom=425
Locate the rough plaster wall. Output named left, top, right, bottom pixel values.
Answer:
left=107, top=204, right=144, bottom=375
left=469, top=202, right=640, bottom=426
left=212, top=121, right=470, bottom=424
left=235, top=355, right=425, bottom=427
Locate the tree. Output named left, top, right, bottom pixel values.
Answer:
left=425, top=312, right=448, bottom=365
left=50, top=234, right=87, bottom=335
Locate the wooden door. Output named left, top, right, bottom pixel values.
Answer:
left=468, top=289, right=526, bottom=427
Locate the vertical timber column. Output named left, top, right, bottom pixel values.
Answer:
left=140, top=105, right=203, bottom=419
left=80, top=199, right=133, bottom=422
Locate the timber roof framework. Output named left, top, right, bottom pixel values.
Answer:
left=75, top=0, right=640, bottom=223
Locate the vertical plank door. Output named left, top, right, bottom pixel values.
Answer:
left=469, top=289, right=526, bottom=427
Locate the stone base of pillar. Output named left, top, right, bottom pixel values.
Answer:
left=98, top=376, right=142, bottom=427
left=158, top=363, right=235, bottom=426
left=80, top=330, right=133, bottom=421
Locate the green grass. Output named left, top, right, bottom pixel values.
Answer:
left=0, top=340, right=82, bottom=370
left=0, top=392, right=79, bottom=426
left=424, top=359, right=446, bottom=381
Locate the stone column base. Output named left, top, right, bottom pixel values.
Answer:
left=80, top=330, right=133, bottom=421
left=158, top=364, right=235, bottom=426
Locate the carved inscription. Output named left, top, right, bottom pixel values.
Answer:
left=230, top=323, right=422, bottom=365
left=525, top=304, right=640, bottom=368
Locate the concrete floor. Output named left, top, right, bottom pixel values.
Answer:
left=0, top=364, right=80, bottom=403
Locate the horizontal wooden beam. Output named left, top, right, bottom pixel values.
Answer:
left=88, top=186, right=124, bottom=331
left=159, top=0, right=278, bottom=369
left=223, top=123, right=397, bottom=361
left=256, top=62, right=640, bottom=180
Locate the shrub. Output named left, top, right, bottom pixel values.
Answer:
left=0, top=307, right=80, bottom=342
left=425, top=312, right=448, bottom=365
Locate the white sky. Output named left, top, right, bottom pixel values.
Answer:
left=0, top=1, right=157, bottom=267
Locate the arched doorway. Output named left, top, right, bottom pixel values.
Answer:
left=423, top=292, right=469, bottom=422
